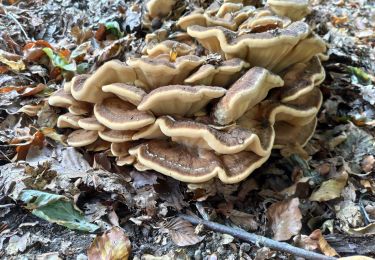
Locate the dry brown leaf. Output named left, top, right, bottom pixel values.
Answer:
left=40, top=127, right=67, bottom=145
left=0, top=50, right=25, bottom=71
left=361, top=155, right=375, bottom=173
left=347, top=223, right=375, bottom=235
left=309, top=169, right=348, bottom=202
left=18, top=104, right=43, bottom=116
left=293, top=234, right=318, bottom=251
left=267, top=198, right=302, bottom=241
left=331, top=15, right=349, bottom=26
left=309, top=229, right=339, bottom=257
left=87, top=227, right=131, bottom=260
left=163, top=217, right=204, bottom=247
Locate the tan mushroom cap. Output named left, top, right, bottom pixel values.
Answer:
left=63, top=81, right=72, bottom=93
left=102, top=83, right=147, bottom=106
left=129, top=140, right=223, bottom=183
left=68, top=102, right=92, bottom=115
left=145, top=40, right=194, bottom=58
left=279, top=56, right=325, bottom=102
left=146, top=0, right=176, bottom=18
left=129, top=139, right=271, bottom=184
left=116, top=155, right=136, bottom=166
left=48, top=89, right=77, bottom=108
left=238, top=14, right=292, bottom=32
left=98, top=129, right=135, bottom=143
left=67, top=129, right=98, bottom=147
left=78, top=116, right=105, bottom=131
left=111, top=142, right=137, bottom=156
left=134, top=116, right=274, bottom=156
left=57, top=113, right=84, bottom=129
left=187, top=21, right=318, bottom=72
left=94, top=97, right=155, bottom=131
left=267, top=0, right=310, bottom=21
left=184, top=58, right=250, bottom=87
left=71, top=60, right=136, bottom=103
left=273, top=117, right=317, bottom=148
left=212, top=67, right=284, bottom=125
left=85, top=139, right=111, bottom=152
left=137, top=85, right=226, bottom=116
left=127, top=54, right=204, bottom=91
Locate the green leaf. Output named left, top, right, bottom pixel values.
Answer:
left=348, top=66, right=371, bottom=84
left=19, top=190, right=99, bottom=232
left=42, top=47, right=76, bottom=72
left=105, top=21, right=123, bottom=38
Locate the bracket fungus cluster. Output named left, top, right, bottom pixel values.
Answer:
left=48, top=0, right=327, bottom=184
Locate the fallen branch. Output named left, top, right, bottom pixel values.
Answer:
left=179, top=214, right=336, bottom=260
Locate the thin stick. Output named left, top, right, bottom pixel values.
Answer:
left=1, top=5, right=30, bottom=41
left=179, top=214, right=337, bottom=260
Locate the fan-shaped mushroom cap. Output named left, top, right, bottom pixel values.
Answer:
left=184, top=58, right=250, bottom=87
left=98, top=129, right=135, bottom=143
left=273, top=117, right=317, bottom=148
left=85, top=139, right=111, bottom=152
left=135, top=116, right=274, bottom=156
left=212, top=67, right=284, bottom=125
left=78, top=117, right=105, bottom=131
left=279, top=56, right=325, bottom=102
left=111, top=142, right=136, bottom=156
left=145, top=40, right=194, bottom=58
left=102, top=83, right=146, bottom=106
left=272, top=34, right=327, bottom=73
left=146, top=0, right=176, bottom=18
left=267, top=0, right=310, bottom=21
left=187, top=21, right=317, bottom=72
left=68, top=102, right=91, bottom=115
left=67, top=129, right=98, bottom=147
left=57, top=113, right=84, bottom=129
left=94, top=97, right=155, bottom=131
left=127, top=54, right=204, bottom=91
left=71, top=60, right=136, bottom=103
left=137, top=85, right=226, bottom=116
left=116, top=155, right=136, bottom=166
left=48, top=89, right=77, bottom=108
left=63, top=81, right=72, bottom=93
left=238, top=14, right=291, bottom=32
left=129, top=140, right=223, bottom=183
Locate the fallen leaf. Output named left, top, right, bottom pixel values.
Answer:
left=19, top=190, right=99, bottom=232
left=163, top=217, right=204, bottom=247
left=361, top=155, right=375, bottom=173
left=293, top=234, right=318, bottom=251
left=309, top=169, right=348, bottom=202
left=40, top=127, right=67, bottom=144
left=6, top=232, right=30, bottom=255
left=0, top=49, right=25, bottom=71
left=331, top=15, right=349, bottom=26
left=309, top=229, right=339, bottom=257
left=88, top=227, right=131, bottom=260
left=43, top=47, right=76, bottom=72
left=18, top=104, right=43, bottom=116
left=347, top=223, right=375, bottom=235
left=267, top=198, right=302, bottom=241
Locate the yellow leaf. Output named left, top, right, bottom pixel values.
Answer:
left=309, top=170, right=348, bottom=202
left=0, top=51, right=25, bottom=71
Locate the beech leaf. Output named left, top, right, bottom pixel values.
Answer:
left=164, top=217, right=204, bottom=247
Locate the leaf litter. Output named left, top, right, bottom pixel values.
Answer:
left=0, top=0, right=374, bottom=259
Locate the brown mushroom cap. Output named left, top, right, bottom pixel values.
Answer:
left=145, top=40, right=194, bottom=58
left=71, top=60, right=136, bottom=103
left=136, top=116, right=273, bottom=156
left=127, top=54, right=204, bottom=90
left=98, top=129, right=135, bottom=143
left=63, top=81, right=72, bottom=93
left=238, top=14, right=291, bottom=32
left=67, top=129, right=98, bottom=147
left=184, top=58, right=250, bottom=87
left=267, top=0, right=310, bottom=21
left=129, top=140, right=223, bottom=183
left=94, top=97, right=155, bottom=131
left=116, top=155, right=136, bottom=166
left=68, top=102, right=92, bottom=116
left=48, top=89, right=77, bottom=108
left=57, top=113, right=84, bottom=129
left=85, top=139, right=111, bottom=152
left=78, top=117, right=105, bottom=131
left=111, top=142, right=136, bottom=156
left=187, top=21, right=317, bottom=72
left=146, top=0, right=176, bottom=18
left=212, top=67, right=284, bottom=125
left=137, top=85, right=226, bottom=116
left=102, top=83, right=147, bottom=106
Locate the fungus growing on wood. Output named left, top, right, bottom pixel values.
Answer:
left=67, top=130, right=98, bottom=147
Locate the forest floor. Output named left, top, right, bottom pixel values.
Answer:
left=0, top=0, right=374, bottom=259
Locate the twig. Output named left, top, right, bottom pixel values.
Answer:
left=1, top=5, right=30, bottom=41
left=179, top=214, right=337, bottom=260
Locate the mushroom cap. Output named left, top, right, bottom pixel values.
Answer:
left=135, top=116, right=274, bottom=156
left=68, top=102, right=92, bottom=115
left=102, top=83, right=147, bottom=106
left=116, top=155, right=136, bottom=166
left=94, top=97, right=155, bottom=131
left=67, top=129, right=98, bottom=147
left=63, top=81, right=72, bottom=93
left=184, top=58, right=250, bottom=87
left=78, top=116, right=105, bottom=131
left=85, top=139, right=111, bottom=152
left=238, top=14, right=291, bottom=32
left=71, top=60, right=136, bottom=103
left=145, top=40, right=194, bottom=58
left=146, top=0, right=176, bottom=18
left=111, top=142, right=136, bottom=156
left=267, top=0, right=310, bottom=21
left=57, top=113, right=84, bottom=129
left=127, top=54, right=204, bottom=90
left=48, top=89, right=77, bottom=108
left=187, top=21, right=315, bottom=72
left=279, top=55, right=325, bottom=102
left=212, top=66, right=284, bottom=125
left=129, top=140, right=223, bottom=183
left=137, top=85, right=226, bottom=116
left=98, top=129, right=135, bottom=143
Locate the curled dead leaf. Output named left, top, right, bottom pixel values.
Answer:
left=163, top=217, right=204, bottom=247
left=87, top=227, right=131, bottom=260
left=310, top=169, right=348, bottom=202
left=309, top=229, right=339, bottom=257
